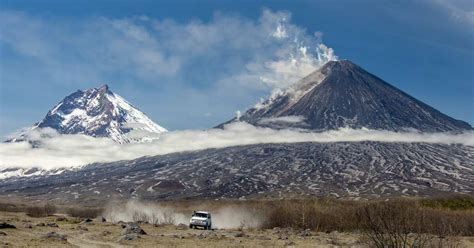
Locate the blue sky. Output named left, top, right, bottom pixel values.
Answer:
left=0, top=0, right=473, bottom=136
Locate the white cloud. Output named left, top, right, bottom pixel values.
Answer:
left=0, top=8, right=337, bottom=90
left=0, top=123, right=472, bottom=170
left=434, top=0, right=474, bottom=25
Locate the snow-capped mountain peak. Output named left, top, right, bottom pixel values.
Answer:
left=33, top=84, right=166, bottom=143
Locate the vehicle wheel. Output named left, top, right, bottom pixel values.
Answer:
left=189, top=225, right=193, bottom=229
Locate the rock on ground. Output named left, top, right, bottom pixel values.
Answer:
left=0, top=222, right=16, bottom=229
left=122, top=222, right=147, bottom=235
left=175, top=223, right=188, bottom=230
left=47, top=223, right=58, bottom=227
left=120, top=233, right=141, bottom=241
left=44, top=232, right=67, bottom=241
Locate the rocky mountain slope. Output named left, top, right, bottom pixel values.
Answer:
left=221, top=60, right=472, bottom=132
left=1, top=142, right=472, bottom=203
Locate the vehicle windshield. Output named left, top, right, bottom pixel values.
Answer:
left=193, top=213, right=208, bottom=218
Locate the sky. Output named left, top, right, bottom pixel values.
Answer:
left=0, top=0, right=473, bottom=137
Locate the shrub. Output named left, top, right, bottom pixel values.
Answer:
left=356, top=200, right=432, bottom=247
left=26, top=206, right=46, bottom=217
left=260, top=197, right=474, bottom=241
left=355, top=199, right=474, bottom=248
left=26, top=203, right=57, bottom=217
left=44, top=203, right=57, bottom=216
left=0, top=202, right=24, bottom=212
left=261, top=199, right=359, bottom=232
left=67, top=207, right=103, bottom=219
left=420, top=196, right=474, bottom=211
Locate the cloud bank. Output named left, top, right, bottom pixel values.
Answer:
left=0, top=122, right=472, bottom=170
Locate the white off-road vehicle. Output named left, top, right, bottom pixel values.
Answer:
left=189, top=211, right=212, bottom=230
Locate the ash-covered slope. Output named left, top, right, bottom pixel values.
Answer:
left=223, top=60, right=471, bottom=132
left=1, top=142, right=472, bottom=203
left=19, top=85, right=166, bottom=143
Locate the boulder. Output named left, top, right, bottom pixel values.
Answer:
left=122, top=222, right=146, bottom=235
left=44, top=232, right=67, bottom=241
left=80, top=218, right=93, bottom=224
left=23, top=223, right=33, bottom=229
left=119, top=233, right=140, bottom=241
left=0, top=231, right=6, bottom=236
left=47, top=223, right=59, bottom=227
left=36, top=223, right=46, bottom=227
left=298, top=229, right=312, bottom=237
left=0, top=222, right=16, bottom=229
left=55, top=216, right=67, bottom=222
left=234, top=232, right=246, bottom=238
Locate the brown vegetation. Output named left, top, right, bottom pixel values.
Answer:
left=66, top=207, right=103, bottom=218
left=0, top=202, right=25, bottom=212
left=356, top=200, right=471, bottom=247
left=26, top=203, right=57, bottom=217
left=260, top=197, right=473, bottom=247
left=260, top=197, right=473, bottom=232
left=1, top=195, right=473, bottom=247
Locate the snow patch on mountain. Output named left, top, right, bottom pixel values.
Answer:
left=258, top=116, right=306, bottom=125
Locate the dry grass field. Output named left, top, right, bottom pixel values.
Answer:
left=0, top=211, right=366, bottom=248
left=1, top=196, right=473, bottom=247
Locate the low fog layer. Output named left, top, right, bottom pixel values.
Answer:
left=1, top=121, right=473, bottom=170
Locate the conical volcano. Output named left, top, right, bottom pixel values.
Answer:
left=224, top=60, right=471, bottom=132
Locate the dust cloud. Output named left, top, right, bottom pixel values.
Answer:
left=102, top=200, right=265, bottom=229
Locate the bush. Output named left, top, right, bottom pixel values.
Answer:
left=44, top=203, right=57, bottom=216
left=356, top=200, right=432, bottom=247
left=0, top=202, right=24, bottom=212
left=26, top=206, right=46, bottom=217
left=261, top=199, right=359, bottom=232
left=26, top=203, right=57, bottom=217
left=420, top=196, right=474, bottom=211
left=261, top=198, right=474, bottom=241
left=67, top=207, right=103, bottom=219
left=355, top=199, right=474, bottom=248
